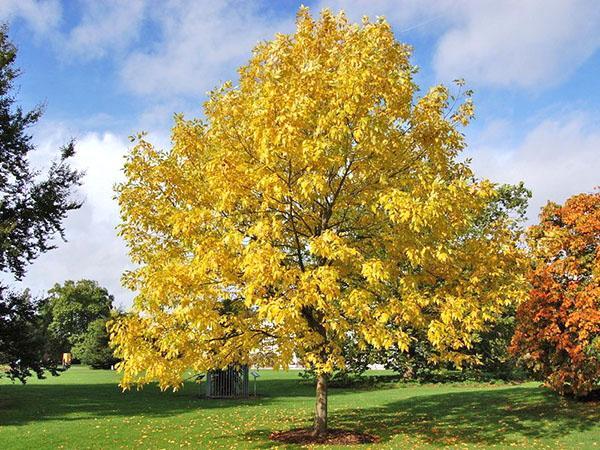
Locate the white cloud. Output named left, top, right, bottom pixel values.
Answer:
left=18, top=127, right=134, bottom=308
left=2, top=0, right=292, bottom=98
left=0, top=0, right=61, bottom=35
left=60, top=0, right=146, bottom=59
left=319, top=0, right=600, bottom=89
left=4, top=1, right=600, bottom=91
left=316, top=0, right=457, bottom=31
left=1, top=0, right=145, bottom=59
left=468, top=113, right=600, bottom=221
left=433, top=0, right=600, bottom=88
left=120, top=0, right=295, bottom=97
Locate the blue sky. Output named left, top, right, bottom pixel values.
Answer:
left=2, top=0, right=600, bottom=306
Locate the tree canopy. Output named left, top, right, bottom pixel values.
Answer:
left=42, top=279, right=114, bottom=359
left=0, top=26, right=81, bottom=280
left=110, top=8, right=526, bottom=435
left=511, top=191, right=600, bottom=396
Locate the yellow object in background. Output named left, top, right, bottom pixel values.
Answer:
left=62, top=352, right=72, bottom=367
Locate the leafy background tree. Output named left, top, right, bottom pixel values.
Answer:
left=511, top=191, right=600, bottom=397
left=41, top=279, right=116, bottom=366
left=0, top=288, right=54, bottom=383
left=0, top=25, right=82, bottom=382
left=72, top=316, right=120, bottom=369
left=110, top=8, right=526, bottom=437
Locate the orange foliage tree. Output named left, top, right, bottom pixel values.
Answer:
left=511, top=191, right=600, bottom=396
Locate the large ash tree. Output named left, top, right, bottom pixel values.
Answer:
left=110, top=9, right=526, bottom=437
left=0, top=25, right=82, bottom=382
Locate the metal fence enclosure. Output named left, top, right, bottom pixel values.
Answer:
left=205, top=366, right=249, bottom=398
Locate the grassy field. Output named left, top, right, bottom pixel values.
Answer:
left=0, top=366, right=598, bottom=449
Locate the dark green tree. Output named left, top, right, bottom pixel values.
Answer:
left=0, top=288, right=58, bottom=382
left=72, top=316, right=119, bottom=369
left=0, top=25, right=82, bottom=382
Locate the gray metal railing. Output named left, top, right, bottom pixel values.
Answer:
left=205, top=365, right=249, bottom=398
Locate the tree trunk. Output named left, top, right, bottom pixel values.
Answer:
left=312, top=373, right=328, bottom=436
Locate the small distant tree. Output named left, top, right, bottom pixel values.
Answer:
left=511, top=192, right=600, bottom=397
left=42, top=280, right=114, bottom=359
left=110, top=8, right=526, bottom=437
left=0, top=25, right=82, bottom=382
left=72, top=317, right=119, bottom=369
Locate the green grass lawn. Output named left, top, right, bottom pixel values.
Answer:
left=0, top=366, right=598, bottom=449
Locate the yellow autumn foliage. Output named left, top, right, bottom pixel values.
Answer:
left=109, top=7, right=526, bottom=391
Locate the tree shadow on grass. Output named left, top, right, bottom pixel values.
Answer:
left=331, top=386, right=600, bottom=446
left=0, top=375, right=376, bottom=427
left=256, top=377, right=402, bottom=398
left=0, top=381, right=280, bottom=426
left=245, top=385, right=600, bottom=448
